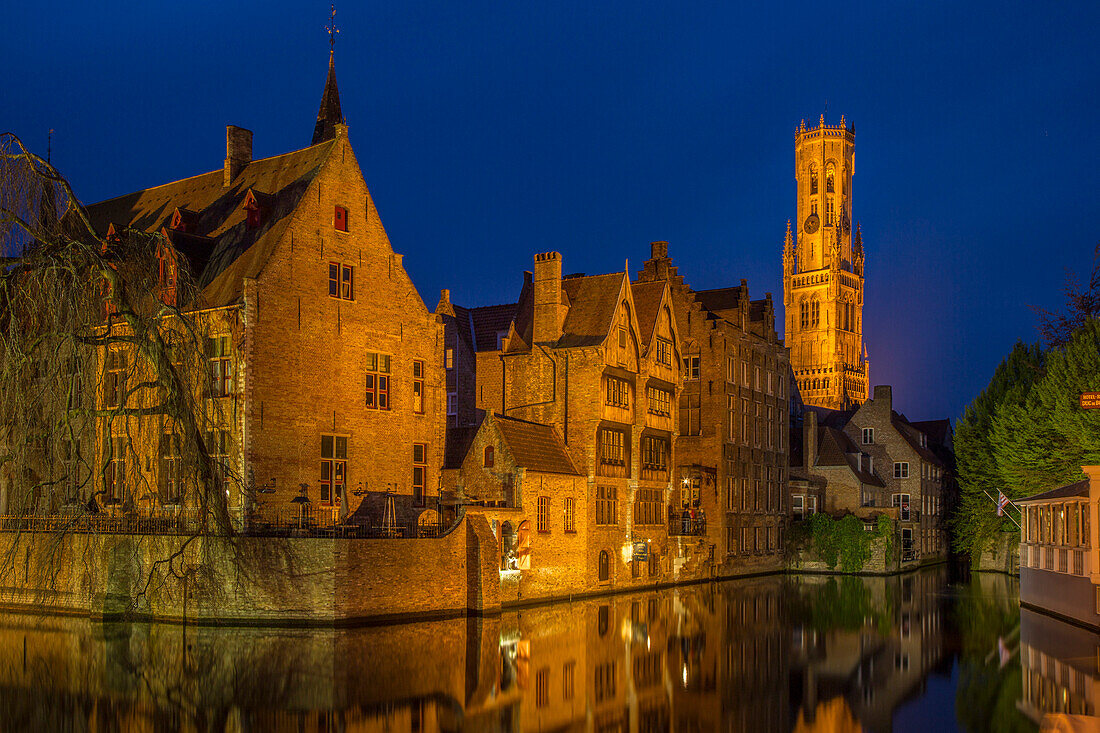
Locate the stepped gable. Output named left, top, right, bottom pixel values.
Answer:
left=494, top=415, right=580, bottom=475
left=630, top=280, right=666, bottom=346
left=557, top=272, right=624, bottom=348
left=86, top=141, right=335, bottom=307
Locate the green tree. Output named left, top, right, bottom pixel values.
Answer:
left=952, top=341, right=1044, bottom=557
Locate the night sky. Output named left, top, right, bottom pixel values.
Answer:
left=5, top=1, right=1098, bottom=422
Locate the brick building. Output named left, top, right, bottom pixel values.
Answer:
left=81, top=53, right=447, bottom=524
left=445, top=251, right=691, bottom=595
left=790, top=386, right=949, bottom=565
left=636, top=241, right=791, bottom=576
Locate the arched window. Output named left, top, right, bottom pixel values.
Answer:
left=824, top=377, right=830, bottom=390
left=811, top=299, right=821, bottom=328
left=809, top=164, right=819, bottom=195
left=826, top=164, right=835, bottom=193
left=484, top=445, right=494, bottom=468
left=800, top=300, right=809, bottom=329
left=598, top=550, right=610, bottom=581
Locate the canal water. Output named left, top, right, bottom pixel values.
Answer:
left=0, top=566, right=1044, bottom=731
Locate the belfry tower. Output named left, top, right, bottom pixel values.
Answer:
left=783, top=115, right=868, bottom=409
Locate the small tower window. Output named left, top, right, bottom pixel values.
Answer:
left=826, top=165, right=835, bottom=193
left=809, top=164, right=818, bottom=195
left=334, top=205, right=348, bottom=232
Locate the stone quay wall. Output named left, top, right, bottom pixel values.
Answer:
left=0, top=513, right=500, bottom=624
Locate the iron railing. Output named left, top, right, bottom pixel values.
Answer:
left=669, top=516, right=707, bottom=537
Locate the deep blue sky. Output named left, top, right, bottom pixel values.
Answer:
left=5, top=1, right=1098, bottom=422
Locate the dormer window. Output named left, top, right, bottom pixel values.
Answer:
left=170, top=207, right=198, bottom=233
left=244, top=190, right=270, bottom=229
left=334, top=205, right=348, bottom=232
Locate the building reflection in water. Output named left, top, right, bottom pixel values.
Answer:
left=1019, top=605, right=1100, bottom=727
left=0, top=566, right=1037, bottom=731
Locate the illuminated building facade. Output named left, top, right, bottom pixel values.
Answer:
left=783, top=115, right=868, bottom=410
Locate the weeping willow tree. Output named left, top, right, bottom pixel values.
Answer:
left=0, top=132, right=253, bottom=607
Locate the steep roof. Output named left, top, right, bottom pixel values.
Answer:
left=86, top=141, right=335, bottom=307
left=630, top=280, right=666, bottom=346
left=694, top=286, right=744, bottom=315
left=495, top=415, right=580, bottom=475
left=816, top=427, right=884, bottom=486
left=910, top=419, right=952, bottom=447
left=558, top=272, right=625, bottom=348
left=892, top=414, right=944, bottom=466
left=469, top=303, right=519, bottom=352
left=1017, top=479, right=1089, bottom=504
left=312, top=52, right=344, bottom=145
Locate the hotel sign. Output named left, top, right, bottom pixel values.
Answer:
left=632, top=542, right=649, bottom=561
left=1081, top=393, right=1100, bottom=409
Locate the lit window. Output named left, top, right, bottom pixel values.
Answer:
left=646, top=386, right=671, bottom=417
left=334, top=205, right=348, bottom=232
left=564, top=497, right=576, bottom=533
left=158, top=432, right=181, bottom=504
left=606, top=377, right=630, bottom=408
left=596, top=486, right=617, bottom=525
left=655, top=337, right=673, bottom=367
left=444, top=347, right=454, bottom=370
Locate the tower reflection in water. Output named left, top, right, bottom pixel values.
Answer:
left=0, top=566, right=1034, bottom=731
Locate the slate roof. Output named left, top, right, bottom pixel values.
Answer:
left=1017, top=479, right=1089, bottom=504
left=557, top=272, right=625, bottom=348
left=495, top=415, right=581, bottom=475
left=694, top=286, right=744, bottom=315
left=444, top=424, right=481, bottom=471
left=910, top=419, right=952, bottom=447
left=891, top=414, right=944, bottom=466
left=630, top=280, right=666, bottom=347
left=86, top=141, right=335, bottom=307
left=816, top=427, right=884, bottom=486
left=468, top=303, right=519, bottom=352
left=312, top=52, right=344, bottom=145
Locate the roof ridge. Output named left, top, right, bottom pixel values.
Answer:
left=88, top=140, right=337, bottom=208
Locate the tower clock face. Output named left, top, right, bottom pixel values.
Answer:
left=804, top=214, right=820, bottom=234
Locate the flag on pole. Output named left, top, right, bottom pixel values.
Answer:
left=997, top=491, right=1010, bottom=516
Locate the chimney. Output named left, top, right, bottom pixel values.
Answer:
left=224, top=125, right=253, bottom=187
left=872, top=385, right=892, bottom=410
left=650, top=241, right=669, bottom=259
left=533, top=252, right=564, bottom=344
left=435, top=288, right=455, bottom=317
left=804, top=410, right=817, bottom=470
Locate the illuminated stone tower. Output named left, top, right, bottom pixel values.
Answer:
left=783, top=114, right=868, bottom=409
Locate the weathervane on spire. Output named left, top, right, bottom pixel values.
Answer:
left=326, top=4, right=340, bottom=55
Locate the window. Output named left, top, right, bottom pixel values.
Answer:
left=537, top=496, right=550, bottom=532
left=596, top=486, right=618, bottom=525
left=727, top=395, right=737, bottom=441
left=564, top=497, right=576, bottom=532
left=598, top=550, right=611, bottom=581
left=104, top=436, right=128, bottom=504
left=364, top=353, right=391, bottom=409
left=641, top=436, right=668, bottom=472
left=444, top=347, right=454, bottom=370
left=862, top=427, right=874, bottom=445
left=328, top=262, right=354, bottom=300
left=483, top=445, right=494, bottom=468
left=598, top=429, right=627, bottom=474
left=158, top=432, right=182, bottom=504
left=792, top=495, right=804, bottom=519
left=563, top=661, right=575, bottom=700
left=104, top=348, right=127, bottom=408
left=893, top=493, right=911, bottom=521
left=595, top=662, right=616, bottom=702
left=754, top=366, right=761, bottom=391
left=412, top=443, right=427, bottom=505
left=535, top=667, right=549, bottom=708
left=683, top=355, right=700, bottom=380
left=606, top=377, right=630, bottom=408
left=741, top=360, right=750, bottom=386
left=617, top=328, right=630, bottom=365
left=206, top=428, right=231, bottom=498
left=320, top=435, right=348, bottom=505
left=894, top=462, right=910, bottom=479
left=646, top=385, right=671, bottom=417
left=680, top=393, right=701, bottom=436
left=656, top=337, right=673, bottom=366
left=334, top=205, right=348, bottom=232
left=741, top=398, right=750, bottom=445
left=809, top=164, right=818, bottom=195
left=635, top=488, right=663, bottom=526
left=826, top=165, right=835, bottom=193
left=412, top=360, right=424, bottom=414
left=726, top=356, right=736, bottom=383
left=206, top=335, right=233, bottom=397
left=446, top=392, right=457, bottom=421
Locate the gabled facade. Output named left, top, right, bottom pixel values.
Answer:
left=636, top=241, right=790, bottom=576
left=81, top=57, right=447, bottom=524
left=445, top=251, right=689, bottom=596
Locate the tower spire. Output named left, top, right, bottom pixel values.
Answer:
left=313, top=4, right=345, bottom=145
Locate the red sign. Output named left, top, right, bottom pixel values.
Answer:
left=1081, top=392, right=1100, bottom=409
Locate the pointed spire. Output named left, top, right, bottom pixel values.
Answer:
left=312, top=39, right=344, bottom=144
left=854, top=222, right=863, bottom=251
